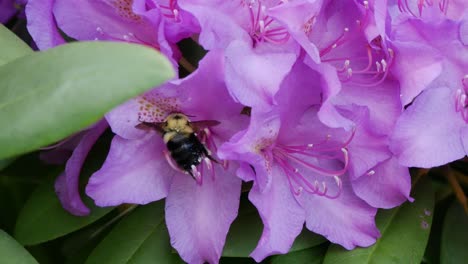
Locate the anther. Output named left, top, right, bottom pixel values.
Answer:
left=381, top=59, right=388, bottom=72
left=367, top=170, right=375, bottom=176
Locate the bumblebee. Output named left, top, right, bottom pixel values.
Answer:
left=137, top=113, right=218, bottom=179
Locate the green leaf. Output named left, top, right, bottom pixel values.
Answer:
left=14, top=179, right=113, bottom=246
left=85, top=202, right=178, bottom=264
left=0, top=41, right=175, bottom=160
left=0, top=157, right=16, bottom=171
left=323, top=179, right=435, bottom=264
left=223, top=196, right=325, bottom=257
left=0, top=230, right=38, bottom=264
left=270, top=244, right=328, bottom=264
left=0, top=25, right=32, bottom=67
left=440, top=201, right=468, bottom=264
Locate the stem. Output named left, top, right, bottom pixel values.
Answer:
left=446, top=168, right=468, bottom=214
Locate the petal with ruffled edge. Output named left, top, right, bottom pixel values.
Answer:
left=86, top=133, right=173, bottom=206
left=224, top=40, right=297, bottom=110
left=352, top=157, right=412, bottom=209
left=304, top=56, right=355, bottom=130
left=335, top=79, right=402, bottom=135
left=55, top=119, right=108, bottom=216
left=218, top=109, right=281, bottom=192
left=165, top=167, right=241, bottom=264
left=268, top=0, right=322, bottom=62
left=297, top=176, right=380, bottom=249
left=248, top=165, right=305, bottom=262
left=26, top=0, right=66, bottom=50
left=178, top=0, right=249, bottom=50
left=390, top=87, right=466, bottom=168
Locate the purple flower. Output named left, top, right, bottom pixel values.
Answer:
left=217, top=59, right=413, bottom=261
left=1, top=0, right=27, bottom=24
left=179, top=0, right=300, bottom=110
left=86, top=51, right=247, bottom=263
left=388, top=4, right=468, bottom=167
left=40, top=120, right=109, bottom=216
left=1, top=0, right=17, bottom=23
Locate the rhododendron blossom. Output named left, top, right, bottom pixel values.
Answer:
left=13, top=0, right=468, bottom=263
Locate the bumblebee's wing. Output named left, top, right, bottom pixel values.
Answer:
left=190, top=120, right=220, bottom=132
left=135, top=122, right=165, bottom=134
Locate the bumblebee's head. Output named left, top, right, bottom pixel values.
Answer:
left=163, top=113, right=192, bottom=133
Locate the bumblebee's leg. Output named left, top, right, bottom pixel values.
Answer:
left=163, top=150, right=186, bottom=174
left=190, top=165, right=202, bottom=185
left=204, top=157, right=216, bottom=181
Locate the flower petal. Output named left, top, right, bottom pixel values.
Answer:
left=105, top=98, right=146, bottom=140
left=390, top=87, right=466, bottom=167
left=55, top=119, right=108, bottom=216
left=297, top=177, right=380, bottom=249
left=86, top=133, right=173, bottom=206
left=26, top=0, right=66, bottom=50
left=224, top=40, right=297, bottom=110
left=249, top=165, right=305, bottom=262
left=165, top=167, right=241, bottom=264
left=352, top=157, right=412, bottom=209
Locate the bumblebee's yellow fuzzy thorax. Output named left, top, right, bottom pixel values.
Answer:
left=162, top=113, right=194, bottom=143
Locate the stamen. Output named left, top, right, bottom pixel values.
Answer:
left=272, top=130, right=353, bottom=199
left=398, top=0, right=450, bottom=16
left=455, top=75, right=468, bottom=123
left=247, top=0, right=290, bottom=45
left=94, top=26, right=160, bottom=50
left=158, top=0, right=181, bottom=22
left=319, top=27, right=350, bottom=57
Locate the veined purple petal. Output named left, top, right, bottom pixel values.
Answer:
left=105, top=98, right=146, bottom=140
left=249, top=166, right=305, bottom=262
left=165, top=167, right=241, bottom=264
left=352, top=157, right=412, bottom=209
left=390, top=87, right=467, bottom=168
left=26, top=0, right=66, bottom=50
left=297, top=176, right=380, bottom=249
left=55, top=119, right=108, bottom=216
left=224, top=40, right=297, bottom=110
left=86, top=133, right=173, bottom=206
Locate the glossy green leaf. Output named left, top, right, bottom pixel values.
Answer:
left=0, top=41, right=174, bottom=159
left=223, top=196, right=325, bottom=257
left=0, top=25, right=32, bottom=67
left=14, top=180, right=113, bottom=246
left=85, top=202, right=178, bottom=264
left=0, top=230, right=38, bottom=264
left=440, top=201, right=468, bottom=264
left=270, top=244, right=328, bottom=264
left=323, top=179, right=434, bottom=264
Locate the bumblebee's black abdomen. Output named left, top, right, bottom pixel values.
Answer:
left=166, top=133, right=207, bottom=171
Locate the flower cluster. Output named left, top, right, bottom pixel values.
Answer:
left=24, top=0, right=468, bottom=263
